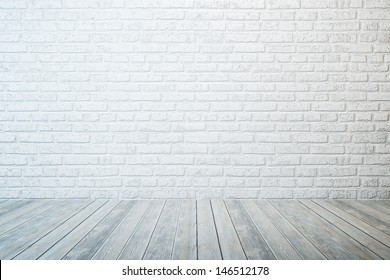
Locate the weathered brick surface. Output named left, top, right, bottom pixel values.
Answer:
left=0, top=0, right=389, bottom=199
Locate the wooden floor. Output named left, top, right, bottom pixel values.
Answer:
left=0, top=199, right=389, bottom=260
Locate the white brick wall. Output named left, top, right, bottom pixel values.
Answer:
left=0, top=0, right=389, bottom=199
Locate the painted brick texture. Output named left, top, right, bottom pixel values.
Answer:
left=0, top=0, right=389, bottom=199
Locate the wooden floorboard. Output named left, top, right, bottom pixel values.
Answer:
left=171, top=200, right=197, bottom=260
left=0, top=200, right=28, bottom=214
left=0, top=200, right=62, bottom=251
left=211, top=200, right=246, bottom=260
left=197, top=200, right=222, bottom=260
left=63, top=201, right=136, bottom=260
left=92, top=200, right=150, bottom=260
left=327, top=200, right=390, bottom=236
left=0, top=199, right=388, bottom=260
left=241, top=200, right=302, bottom=260
left=315, top=200, right=390, bottom=248
left=297, top=200, right=381, bottom=260
left=118, top=200, right=164, bottom=260
left=39, top=200, right=116, bottom=260
left=256, top=200, right=326, bottom=259
left=226, top=200, right=275, bottom=260
left=376, top=200, right=390, bottom=206
left=143, top=200, right=181, bottom=260
left=0, top=200, right=8, bottom=206
left=0, top=200, right=58, bottom=236
left=0, top=200, right=89, bottom=259
left=14, top=201, right=101, bottom=260
left=356, top=200, right=390, bottom=218
left=271, top=200, right=356, bottom=260
left=301, top=200, right=390, bottom=259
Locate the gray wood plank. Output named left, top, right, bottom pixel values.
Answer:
left=375, top=200, right=390, bottom=207
left=316, top=200, right=390, bottom=248
left=197, top=200, right=222, bottom=260
left=211, top=200, right=246, bottom=260
left=357, top=201, right=390, bottom=218
left=63, top=201, right=136, bottom=260
left=0, top=200, right=14, bottom=211
left=297, top=200, right=381, bottom=260
left=0, top=200, right=59, bottom=235
left=13, top=200, right=105, bottom=260
left=271, top=200, right=356, bottom=260
left=0, top=200, right=61, bottom=249
left=92, top=200, right=151, bottom=260
left=0, top=200, right=8, bottom=205
left=256, top=200, right=326, bottom=260
left=0, top=200, right=88, bottom=259
left=171, top=200, right=197, bottom=260
left=327, top=200, right=390, bottom=236
left=301, top=200, right=390, bottom=259
left=39, top=200, right=118, bottom=260
left=143, top=200, right=181, bottom=260
left=226, top=200, right=275, bottom=260
left=118, top=200, right=165, bottom=260
left=241, top=200, right=302, bottom=260
left=0, top=200, right=34, bottom=217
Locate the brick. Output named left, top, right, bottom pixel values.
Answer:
left=276, top=145, right=310, bottom=154
left=266, top=0, right=300, bottom=9
left=293, top=134, right=328, bottom=143
left=22, top=189, right=56, bottom=199
left=313, top=103, right=346, bottom=111
left=242, top=144, right=275, bottom=154
left=209, top=144, right=241, bottom=154
left=225, top=11, right=259, bottom=20
left=266, top=156, right=300, bottom=166
left=195, top=155, right=230, bottom=165
left=329, top=190, right=357, bottom=199
left=154, top=166, right=185, bottom=176
left=318, top=167, right=356, bottom=177
left=366, top=0, right=390, bottom=8
left=0, top=0, right=27, bottom=8
left=301, top=0, right=337, bottom=8
left=311, top=145, right=345, bottom=154
left=359, top=166, right=390, bottom=176
left=359, top=9, right=390, bottom=20
left=259, top=33, right=293, bottom=42
left=318, top=10, right=357, bottom=20
left=186, top=167, right=224, bottom=177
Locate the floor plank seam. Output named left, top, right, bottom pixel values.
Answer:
left=195, top=200, right=198, bottom=260
left=267, top=200, right=328, bottom=260
left=241, top=200, right=279, bottom=260
left=141, top=200, right=167, bottom=260
left=64, top=200, right=127, bottom=260
left=315, top=200, right=390, bottom=248
left=117, top=201, right=151, bottom=260
left=12, top=200, right=94, bottom=260
left=296, top=200, right=370, bottom=260
left=209, top=200, right=223, bottom=260
left=170, top=200, right=182, bottom=260
left=38, top=200, right=110, bottom=260
left=307, top=200, right=386, bottom=260
left=225, top=200, right=248, bottom=260
left=61, top=201, right=119, bottom=260
left=90, top=201, right=138, bottom=260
